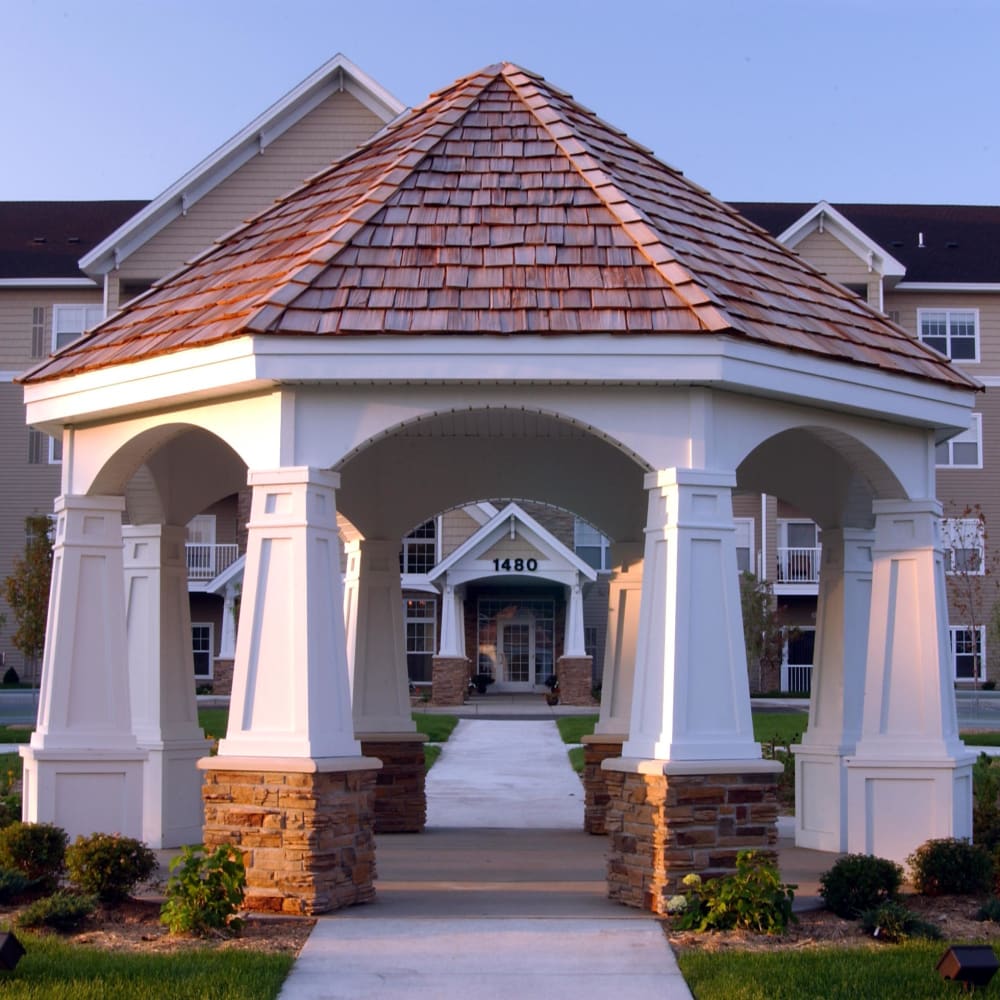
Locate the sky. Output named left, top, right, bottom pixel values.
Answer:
left=4, top=0, right=999, bottom=206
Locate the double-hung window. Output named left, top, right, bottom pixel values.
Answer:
left=941, top=517, right=985, bottom=575
left=918, top=308, right=979, bottom=362
left=950, top=626, right=986, bottom=681
left=574, top=518, right=609, bottom=571
left=404, top=599, right=436, bottom=683
left=52, top=304, right=103, bottom=353
left=937, top=413, right=982, bottom=469
left=400, top=520, right=437, bottom=574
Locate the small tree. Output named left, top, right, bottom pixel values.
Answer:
left=3, top=516, right=54, bottom=686
left=740, top=571, right=787, bottom=694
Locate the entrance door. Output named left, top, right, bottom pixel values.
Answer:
left=498, top=616, right=535, bottom=690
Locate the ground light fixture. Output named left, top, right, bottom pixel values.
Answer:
left=0, top=932, right=24, bottom=971
left=936, top=945, right=1000, bottom=990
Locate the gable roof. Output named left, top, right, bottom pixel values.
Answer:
left=0, top=201, right=147, bottom=282
left=735, top=202, right=1000, bottom=285
left=78, top=53, right=405, bottom=278
left=25, top=63, right=973, bottom=390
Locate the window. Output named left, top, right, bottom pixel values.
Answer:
left=918, top=308, right=979, bottom=361
left=192, top=624, right=213, bottom=678
left=734, top=518, right=755, bottom=574
left=942, top=517, right=985, bottom=575
left=937, top=413, right=982, bottom=468
left=574, top=518, right=609, bottom=571
left=400, top=520, right=437, bottom=574
left=950, top=626, right=985, bottom=681
left=27, top=429, right=60, bottom=465
left=404, top=599, right=436, bottom=684
left=52, top=304, right=103, bottom=353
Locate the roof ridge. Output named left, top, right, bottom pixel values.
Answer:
left=499, top=65, right=730, bottom=333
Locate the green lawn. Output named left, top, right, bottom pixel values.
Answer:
left=677, top=941, right=992, bottom=1000
left=0, top=933, right=293, bottom=1000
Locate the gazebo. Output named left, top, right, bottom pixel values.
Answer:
left=20, top=64, right=978, bottom=915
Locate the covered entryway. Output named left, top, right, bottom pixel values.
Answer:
left=18, top=62, right=978, bottom=915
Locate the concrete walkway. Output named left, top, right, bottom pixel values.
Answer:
left=278, top=718, right=694, bottom=1000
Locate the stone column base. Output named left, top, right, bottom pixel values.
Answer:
left=603, top=758, right=782, bottom=914
left=581, top=734, right=625, bottom=834
left=431, top=657, right=470, bottom=706
left=556, top=656, right=596, bottom=706
left=199, top=755, right=381, bottom=915
left=359, top=734, right=428, bottom=833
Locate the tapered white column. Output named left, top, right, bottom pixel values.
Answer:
left=21, top=495, right=146, bottom=839
left=595, top=542, right=642, bottom=737
left=793, top=528, right=872, bottom=851
left=219, top=468, right=359, bottom=759
left=622, top=469, right=760, bottom=762
left=218, top=581, right=239, bottom=659
left=344, top=539, right=415, bottom=735
left=437, top=581, right=466, bottom=658
left=846, top=499, right=975, bottom=861
left=123, top=524, right=210, bottom=847
left=564, top=580, right=587, bottom=657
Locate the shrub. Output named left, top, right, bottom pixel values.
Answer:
left=974, top=753, right=1000, bottom=850
left=907, top=837, right=993, bottom=896
left=818, top=853, right=903, bottom=918
left=977, top=897, right=1000, bottom=923
left=1, top=667, right=18, bottom=686
left=671, top=850, right=797, bottom=934
left=65, top=832, right=157, bottom=903
left=0, top=822, right=67, bottom=891
left=0, top=868, right=31, bottom=903
left=160, top=844, right=246, bottom=936
left=859, top=900, right=942, bottom=943
left=0, top=795, right=21, bottom=831
left=16, top=890, right=96, bottom=932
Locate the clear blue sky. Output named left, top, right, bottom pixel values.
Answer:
left=5, top=0, right=998, bottom=205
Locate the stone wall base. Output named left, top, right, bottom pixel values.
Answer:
left=200, top=757, right=380, bottom=915
left=211, top=659, right=234, bottom=695
left=431, top=657, right=470, bottom=706
left=360, top=736, right=428, bottom=834
left=604, top=761, right=780, bottom=914
left=556, top=656, right=596, bottom=706
left=581, top=735, right=625, bottom=834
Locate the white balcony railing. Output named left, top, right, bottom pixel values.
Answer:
left=782, top=663, right=813, bottom=694
left=776, top=546, right=822, bottom=584
left=186, top=543, right=239, bottom=580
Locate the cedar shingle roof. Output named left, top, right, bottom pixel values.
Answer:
left=23, top=65, right=972, bottom=389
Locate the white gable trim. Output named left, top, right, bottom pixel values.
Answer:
left=0, top=278, right=98, bottom=289
left=778, top=201, right=907, bottom=281
left=79, top=54, right=405, bottom=277
left=429, top=502, right=597, bottom=587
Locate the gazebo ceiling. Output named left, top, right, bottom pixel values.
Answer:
left=25, top=63, right=972, bottom=390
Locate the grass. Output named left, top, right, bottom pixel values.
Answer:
left=0, top=932, right=293, bottom=999
left=412, top=712, right=459, bottom=772
left=556, top=716, right=597, bottom=745
left=676, top=942, right=990, bottom=1000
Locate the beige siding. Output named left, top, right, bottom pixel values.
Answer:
left=440, top=508, right=481, bottom=558
left=796, top=230, right=872, bottom=286
left=118, top=91, right=385, bottom=283
left=0, top=288, right=102, bottom=369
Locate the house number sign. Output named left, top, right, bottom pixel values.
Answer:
left=492, top=558, right=538, bottom=572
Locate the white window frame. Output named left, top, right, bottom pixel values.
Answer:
left=48, top=435, right=62, bottom=464
left=52, top=304, right=103, bottom=353
left=937, top=413, right=983, bottom=469
left=949, top=625, right=986, bottom=681
left=573, top=518, right=610, bottom=572
left=192, top=622, right=214, bottom=679
left=400, top=519, right=439, bottom=576
left=404, top=598, right=437, bottom=684
left=941, top=517, right=985, bottom=575
left=734, top=517, right=755, bottom=575
left=917, top=307, right=980, bottom=363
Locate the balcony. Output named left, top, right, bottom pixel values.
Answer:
left=776, top=546, right=822, bottom=585
left=186, top=543, right=239, bottom=581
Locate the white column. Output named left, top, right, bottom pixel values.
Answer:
left=846, top=499, right=975, bottom=861
left=218, top=468, right=360, bottom=759
left=622, top=470, right=761, bottom=762
left=793, top=528, right=872, bottom=851
left=595, top=543, right=642, bottom=737
left=123, top=524, right=210, bottom=848
left=218, top=581, right=239, bottom=659
left=437, top=580, right=466, bottom=658
left=21, top=495, right=146, bottom=839
left=563, top=579, right=587, bottom=657
left=346, top=539, right=416, bottom=735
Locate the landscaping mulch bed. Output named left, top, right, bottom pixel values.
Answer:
left=666, top=893, right=1000, bottom=954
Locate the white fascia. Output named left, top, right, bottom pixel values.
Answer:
left=895, top=283, right=1000, bottom=293
left=22, top=333, right=977, bottom=442
left=778, top=201, right=906, bottom=280
left=0, top=278, right=97, bottom=288
left=79, top=54, right=405, bottom=278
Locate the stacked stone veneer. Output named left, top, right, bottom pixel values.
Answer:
left=604, top=763, right=781, bottom=914
left=556, top=656, right=596, bottom=706
left=431, top=656, right=469, bottom=705
left=360, top=737, right=427, bottom=833
left=581, top=735, right=625, bottom=834
left=200, top=758, right=380, bottom=915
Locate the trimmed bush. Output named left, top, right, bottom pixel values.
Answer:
left=907, top=837, right=993, bottom=896
left=160, top=843, right=246, bottom=936
left=819, top=853, right=903, bottom=918
left=977, top=897, right=1000, bottom=923
left=16, top=890, right=96, bottom=932
left=1, top=667, right=18, bottom=686
left=974, top=753, right=1000, bottom=851
left=0, top=821, right=67, bottom=891
left=0, top=868, right=31, bottom=903
left=859, top=900, right=942, bottom=943
left=66, top=832, right=157, bottom=903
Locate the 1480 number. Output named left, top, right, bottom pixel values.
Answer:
left=492, top=558, right=538, bottom=572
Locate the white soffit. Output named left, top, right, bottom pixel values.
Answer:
left=79, top=54, right=406, bottom=277
left=778, top=201, right=907, bottom=280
